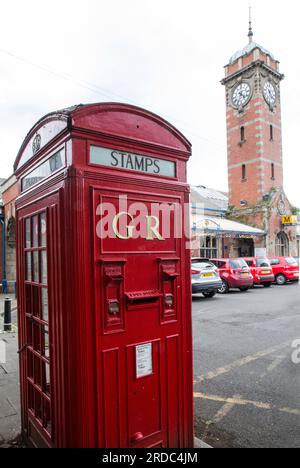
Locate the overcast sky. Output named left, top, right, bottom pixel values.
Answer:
left=0, top=0, right=299, bottom=206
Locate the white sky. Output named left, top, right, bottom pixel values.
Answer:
left=0, top=0, right=299, bottom=206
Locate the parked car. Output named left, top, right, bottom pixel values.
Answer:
left=269, top=257, right=299, bottom=285
left=243, top=257, right=274, bottom=287
left=210, top=258, right=253, bottom=294
left=191, top=258, right=222, bottom=298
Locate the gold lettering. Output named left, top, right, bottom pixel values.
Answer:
left=112, top=212, right=134, bottom=239
left=146, top=216, right=165, bottom=240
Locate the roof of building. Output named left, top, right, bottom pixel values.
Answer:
left=191, top=185, right=228, bottom=212
left=229, top=41, right=274, bottom=65
left=192, top=214, right=265, bottom=237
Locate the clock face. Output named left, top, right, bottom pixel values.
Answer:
left=232, top=83, right=251, bottom=108
left=264, top=81, right=276, bottom=106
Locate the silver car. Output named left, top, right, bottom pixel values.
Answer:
left=191, top=258, right=222, bottom=298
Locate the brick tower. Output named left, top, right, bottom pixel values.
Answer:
left=222, top=18, right=284, bottom=208
left=221, top=16, right=298, bottom=258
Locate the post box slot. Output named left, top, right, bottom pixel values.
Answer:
left=125, top=290, right=161, bottom=304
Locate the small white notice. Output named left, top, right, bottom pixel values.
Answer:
left=136, top=343, right=153, bottom=378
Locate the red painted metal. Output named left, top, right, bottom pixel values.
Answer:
left=14, top=103, right=194, bottom=448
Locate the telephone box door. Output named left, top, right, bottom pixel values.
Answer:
left=94, top=186, right=189, bottom=448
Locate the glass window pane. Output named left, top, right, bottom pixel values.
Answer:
left=43, top=325, right=50, bottom=359
left=33, top=356, right=42, bottom=386
left=46, top=363, right=50, bottom=393
left=34, top=390, right=42, bottom=420
left=33, top=323, right=41, bottom=352
left=40, top=213, right=47, bottom=247
left=41, top=288, right=49, bottom=322
left=26, top=252, right=32, bottom=281
left=28, top=383, right=34, bottom=410
left=32, top=216, right=38, bottom=247
left=43, top=361, right=51, bottom=395
left=27, top=350, right=34, bottom=379
left=41, top=251, right=47, bottom=285
left=33, top=251, right=39, bottom=283
left=25, top=218, right=31, bottom=248
left=43, top=397, right=51, bottom=433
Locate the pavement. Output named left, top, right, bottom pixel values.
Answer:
left=193, top=281, right=300, bottom=448
left=0, top=294, right=20, bottom=447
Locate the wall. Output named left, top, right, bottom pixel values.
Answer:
left=2, top=177, right=18, bottom=292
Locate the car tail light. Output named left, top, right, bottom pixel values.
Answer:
left=191, top=269, right=199, bottom=275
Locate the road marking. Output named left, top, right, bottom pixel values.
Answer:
left=194, top=340, right=292, bottom=384
left=201, top=395, right=238, bottom=440
left=260, top=355, right=285, bottom=379
left=209, top=397, right=238, bottom=424
left=194, top=392, right=300, bottom=417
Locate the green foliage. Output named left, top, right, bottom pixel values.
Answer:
left=291, top=206, right=300, bottom=215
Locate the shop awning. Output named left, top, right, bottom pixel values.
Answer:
left=192, top=215, right=265, bottom=238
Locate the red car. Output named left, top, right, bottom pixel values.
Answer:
left=210, top=258, right=253, bottom=294
left=269, top=257, right=299, bottom=285
left=244, top=257, right=274, bottom=287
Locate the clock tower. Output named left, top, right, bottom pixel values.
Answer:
left=222, top=18, right=284, bottom=208
left=221, top=17, right=298, bottom=258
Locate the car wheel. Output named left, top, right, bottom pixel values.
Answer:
left=276, top=274, right=287, bottom=286
left=263, top=283, right=272, bottom=288
left=202, top=291, right=216, bottom=298
left=218, top=280, right=229, bottom=294
left=239, top=287, right=249, bottom=292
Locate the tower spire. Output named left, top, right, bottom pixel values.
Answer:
left=248, top=6, right=254, bottom=43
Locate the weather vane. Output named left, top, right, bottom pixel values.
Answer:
left=248, top=6, right=254, bottom=43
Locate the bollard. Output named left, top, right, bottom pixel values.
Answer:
left=4, top=297, right=12, bottom=332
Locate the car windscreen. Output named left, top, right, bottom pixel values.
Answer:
left=270, top=259, right=280, bottom=265
left=285, top=257, right=297, bottom=265
left=256, top=258, right=270, bottom=267
left=229, top=259, right=248, bottom=269
left=193, top=262, right=214, bottom=270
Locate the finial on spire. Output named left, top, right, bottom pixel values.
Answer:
left=248, top=6, right=254, bottom=43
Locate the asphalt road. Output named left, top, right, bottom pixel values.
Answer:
left=193, top=282, right=300, bottom=448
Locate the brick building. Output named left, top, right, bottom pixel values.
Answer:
left=0, top=178, right=5, bottom=283
left=221, top=20, right=298, bottom=257
left=1, top=175, right=18, bottom=292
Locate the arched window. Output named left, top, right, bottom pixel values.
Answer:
left=275, top=232, right=289, bottom=256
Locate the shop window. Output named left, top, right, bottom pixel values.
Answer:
left=199, top=236, right=218, bottom=259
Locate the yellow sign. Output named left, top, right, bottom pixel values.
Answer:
left=282, top=215, right=298, bottom=226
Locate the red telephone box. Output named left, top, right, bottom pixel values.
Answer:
left=14, top=103, right=194, bottom=448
